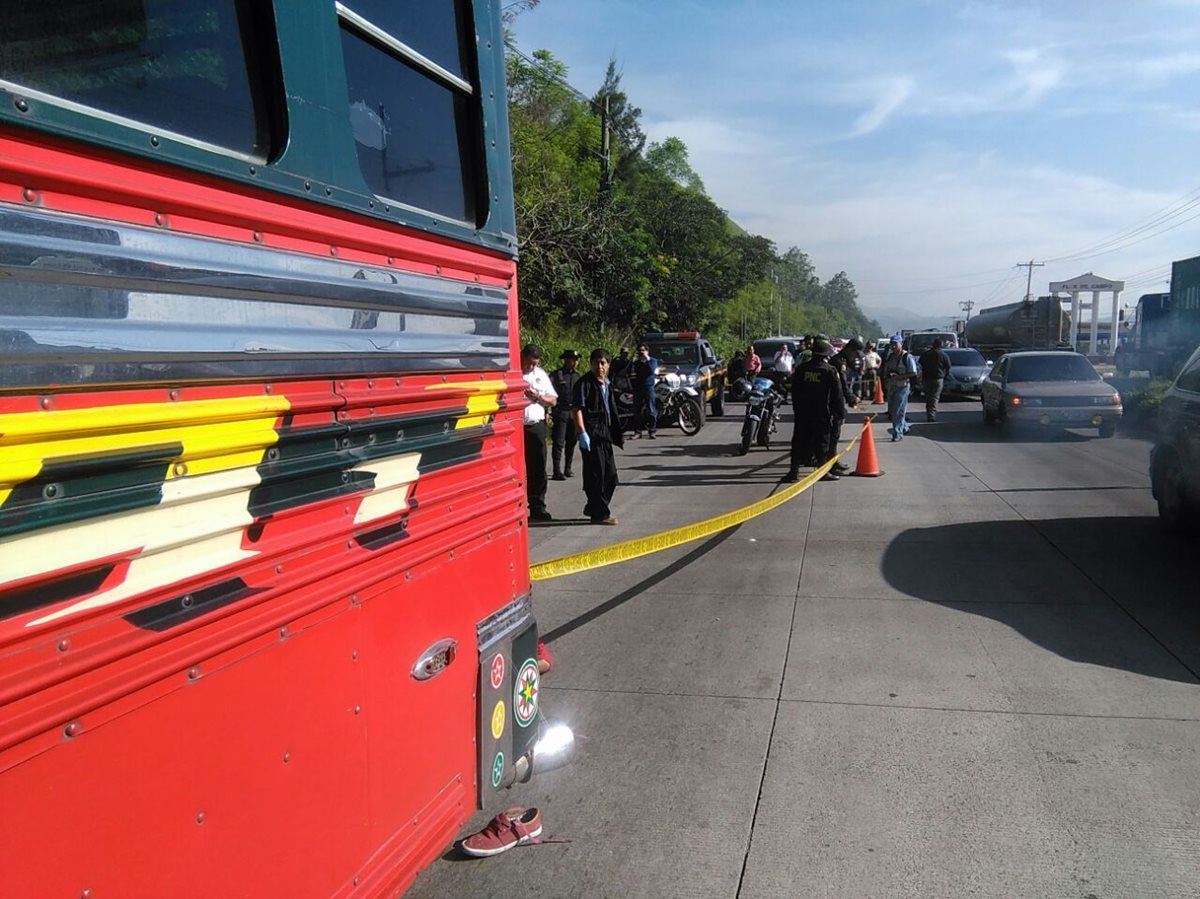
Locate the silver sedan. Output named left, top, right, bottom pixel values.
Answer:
left=981, top=350, right=1122, bottom=437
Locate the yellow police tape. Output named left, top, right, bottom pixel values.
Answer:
left=529, top=417, right=870, bottom=581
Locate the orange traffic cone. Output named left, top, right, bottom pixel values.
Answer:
left=849, top=417, right=884, bottom=477
left=872, top=376, right=884, bottom=405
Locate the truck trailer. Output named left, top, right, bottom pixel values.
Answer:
left=1117, top=255, right=1200, bottom=378
left=961, top=296, right=1072, bottom=359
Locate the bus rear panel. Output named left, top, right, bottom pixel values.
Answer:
left=0, top=2, right=557, bottom=895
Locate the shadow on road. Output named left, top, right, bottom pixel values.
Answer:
left=881, top=516, right=1200, bottom=684
left=906, top=417, right=1095, bottom=444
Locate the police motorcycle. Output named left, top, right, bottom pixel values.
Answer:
left=737, top=375, right=785, bottom=454
left=614, top=370, right=705, bottom=436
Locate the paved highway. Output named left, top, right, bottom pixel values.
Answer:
left=409, top=399, right=1200, bottom=899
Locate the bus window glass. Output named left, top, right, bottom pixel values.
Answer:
left=340, top=0, right=468, bottom=79
left=340, top=23, right=479, bottom=223
left=0, top=1, right=277, bottom=157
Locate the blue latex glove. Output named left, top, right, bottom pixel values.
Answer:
left=578, top=432, right=592, bottom=452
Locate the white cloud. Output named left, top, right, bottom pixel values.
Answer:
left=848, top=77, right=915, bottom=137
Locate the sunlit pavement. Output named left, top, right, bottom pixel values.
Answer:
left=408, top=400, right=1200, bottom=899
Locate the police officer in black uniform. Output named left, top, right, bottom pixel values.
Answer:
left=784, top=338, right=846, bottom=483
left=828, top=339, right=862, bottom=474
left=550, top=348, right=582, bottom=480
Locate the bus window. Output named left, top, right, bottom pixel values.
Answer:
left=338, top=2, right=482, bottom=224
left=0, top=1, right=281, bottom=158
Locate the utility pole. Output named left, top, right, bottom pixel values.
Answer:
left=774, top=272, right=781, bottom=336
left=1017, top=260, right=1044, bottom=303
left=959, top=299, right=975, bottom=320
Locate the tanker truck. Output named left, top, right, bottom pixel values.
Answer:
left=962, top=295, right=1072, bottom=360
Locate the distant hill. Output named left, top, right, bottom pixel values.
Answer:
left=861, top=305, right=958, bottom=337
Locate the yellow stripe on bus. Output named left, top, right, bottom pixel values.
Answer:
left=425, top=380, right=507, bottom=430
left=0, top=395, right=292, bottom=503
left=529, top=425, right=865, bottom=581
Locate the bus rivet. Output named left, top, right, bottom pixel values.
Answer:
left=64, top=722, right=80, bottom=738
left=275, top=564, right=283, bottom=575
left=283, top=752, right=291, bottom=764
left=173, top=462, right=187, bottom=477
left=304, top=181, right=312, bottom=191
left=350, top=593, right=359, bottom=604
left=436, top=266, right=443, bottom=275
left=387, top=256, right=394, bottom=265
left=181, top=595, right=193, bottom=608
left=188, top=666, right=201, bottom=680
left=264, top=384, right=273, bottom=394
left=23, top=188, right=36, bottom=203
left=368, top=199, right=375, bottom=208
left=14, top=97, right=29, bottom=112
left=81, top=889, right=93, bottom=899
left=248, top=165, right=257, bottom=176
left=354, top=705, right=362, bottom=715
left=43, top=484, right=58, bottom=498
left=150, top=136, right=159, bottom=147
left=40, top=396, right=53, bottom=409
left=329, top=246, right=338, bottom=256
left=367, top=380, right=374, bottom=389
left=325, top=187, right=333, bottom=197
left=280, top=627, right=288, bottom=639
left=57, top=639, right=69, bottom=653
left=154, top=213, right=165, bottom=226
left=353, top=877, right=360, bottom=887
left=196, top=812, right=205, bottom=825
left=267, top=447, right=279, bottom=460
left=352, top=650, right=358, bottom=660
left=168, top=389, right=180, bottom=401
left=253, top=231, right=263, bottom=242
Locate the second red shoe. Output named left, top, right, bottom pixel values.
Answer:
left=461, top=807, right=543, bottom=857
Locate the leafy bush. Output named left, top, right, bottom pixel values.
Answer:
left=1119, top=377, right=1172, bottom=432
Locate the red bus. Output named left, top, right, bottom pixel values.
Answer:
left=0, top=2, right=570, bottom=895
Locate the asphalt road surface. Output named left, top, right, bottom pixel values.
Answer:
left=408, top=397, right=1200, bottom=899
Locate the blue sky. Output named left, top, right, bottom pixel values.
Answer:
left=508, top=0, right=1200, bottom=322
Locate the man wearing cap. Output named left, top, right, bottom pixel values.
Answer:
left=784, top=338, right=846, bottom=483
left=881, top=335, right=918, bottom=440
left=520, top=343, right=557, bottom=522
left=550, top=349, right=582, bottom=479
left=573, top=348, right=624, bottom=524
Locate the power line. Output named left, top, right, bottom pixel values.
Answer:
left=1042, top=183, right=1200, bottom=264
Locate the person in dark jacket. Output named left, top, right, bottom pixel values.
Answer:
left=550, top=348, right=582, bottom=479
left=917, top=338, right=952, bottom=421
left=827, top=340, right=862, bottom=473
left=784, top=338, right=846, bottom=483
left=632, top=343, right=659, bottom=438
left=573, top=348, right=625, bottom=524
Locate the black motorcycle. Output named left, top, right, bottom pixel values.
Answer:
left=738, top=376, right=784, bottom=454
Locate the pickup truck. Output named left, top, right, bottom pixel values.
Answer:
left=642, top=331, right=728, bottom=416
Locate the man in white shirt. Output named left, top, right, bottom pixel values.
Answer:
left=862, top=344, right=882, bottom=401
left=521, top=343, right=557, bottom=521
left=772, top=343, right=795, bottom=398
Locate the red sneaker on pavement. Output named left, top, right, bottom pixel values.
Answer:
left=536, top=640, right=554, bottom=675
left=461, top=807, right=543, bottom=857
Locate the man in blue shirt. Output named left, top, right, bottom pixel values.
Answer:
left=632, top=343, right=659, bottom=438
